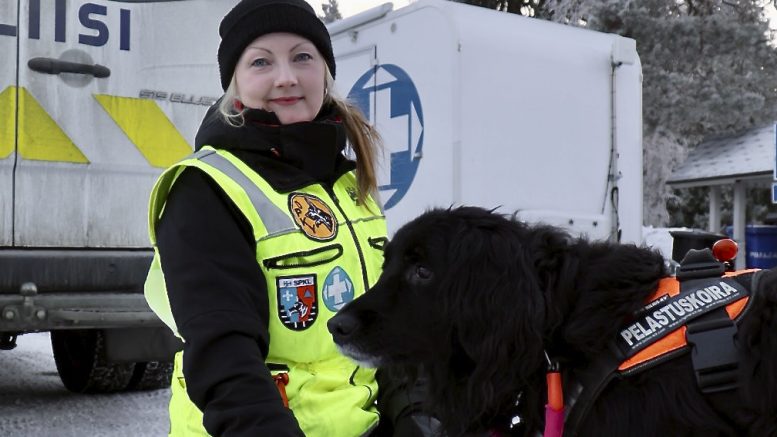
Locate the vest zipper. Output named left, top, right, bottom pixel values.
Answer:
left=324, top=185, right=370, bottom=291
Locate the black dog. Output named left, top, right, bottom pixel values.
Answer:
left=328, top=207, right=777, bottom=436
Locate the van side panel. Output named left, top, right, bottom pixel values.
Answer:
left=14, top=0, right=229, bottom=248
left=0, top=1, right=17, bottom=247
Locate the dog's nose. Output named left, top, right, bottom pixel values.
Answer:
left=327, top=313, right=360, bottom=341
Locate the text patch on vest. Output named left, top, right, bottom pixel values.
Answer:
left=617, top=278, right=747, bottom=356
left=277, top=275, right=319, bottom=330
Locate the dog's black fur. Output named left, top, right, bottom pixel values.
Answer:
left=328, top=207, right=777, bottom=436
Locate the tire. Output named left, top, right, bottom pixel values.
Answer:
left=126, top=361, right=173, bottom=391
left=51, top=329, right=136, bottom=394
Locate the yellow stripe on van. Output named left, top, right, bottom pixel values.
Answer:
left=94, top=95, right=191, bottom=168
left=0, top=87, right=14, bottom=159
left=17, top=87, right=89, bottom=163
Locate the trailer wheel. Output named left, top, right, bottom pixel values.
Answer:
left=126, top=361, right=173, bottom=391
left=51, top=329, right=135, bottom=393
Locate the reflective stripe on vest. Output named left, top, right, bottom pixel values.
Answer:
left=192, top=148, right=295, bottom=236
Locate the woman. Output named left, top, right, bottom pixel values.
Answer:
left=143, top=1, right=417, bottom=435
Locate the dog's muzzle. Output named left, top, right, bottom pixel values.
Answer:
left=327, top=312, right=360, bottom=345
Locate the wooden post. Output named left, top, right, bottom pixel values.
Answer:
left=733, top=181, right=746, bottom=269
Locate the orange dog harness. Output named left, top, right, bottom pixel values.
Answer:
left=562, top=251, right=763, bottom=437
left=617, top=271, right=755, bottom=373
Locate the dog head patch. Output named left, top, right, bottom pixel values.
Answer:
left=277, top=275, right=318, bottom=330
left=322, top=266, right=355, bottom=312
left=288, top=193, right=337, bottom=241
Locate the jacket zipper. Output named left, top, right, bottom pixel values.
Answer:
left=324, top=185, right=370, bottom=292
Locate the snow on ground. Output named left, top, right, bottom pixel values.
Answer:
left=0, top=332, right=170, bottom=437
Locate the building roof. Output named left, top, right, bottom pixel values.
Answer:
left=667, top=124, right=775, bottom=188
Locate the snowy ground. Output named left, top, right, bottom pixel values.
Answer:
left=0, top=332, right=170, bottom=437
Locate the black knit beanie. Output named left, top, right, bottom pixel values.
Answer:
left=217, top=0, right=336, bottom=91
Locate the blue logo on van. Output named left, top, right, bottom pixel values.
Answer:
left=348, top=65, right=424, bottom=209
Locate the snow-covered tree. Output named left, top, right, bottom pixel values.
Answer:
left=448, top=0, right=550, bottom=16
left=582, top=0, right=777, bottom=226
left=321, top=0, right=342, bottom=23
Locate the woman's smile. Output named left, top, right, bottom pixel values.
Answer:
left=270, top=96, right=304, bottom=106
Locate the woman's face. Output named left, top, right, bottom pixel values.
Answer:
left=234, top=32, right=327, bottom=124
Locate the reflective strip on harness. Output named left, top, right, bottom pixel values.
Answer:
left=616, top=277, right=748, bottom=357
left=192, top=149, right=295, bottom=235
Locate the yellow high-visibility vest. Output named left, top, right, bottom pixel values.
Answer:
left=145, top=146, right=387, bottom=437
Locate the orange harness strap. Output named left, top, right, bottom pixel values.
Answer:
left=618, top=270, right=757, bottom=372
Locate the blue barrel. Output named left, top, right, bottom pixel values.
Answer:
left=745, top=225, right=777, bottom=269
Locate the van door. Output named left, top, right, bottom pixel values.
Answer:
left=14, top=0, right=233, bottom=248
left=0, top=1, right=17, bottom=247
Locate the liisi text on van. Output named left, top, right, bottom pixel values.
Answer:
left=0, top=0, right=131, bottom=51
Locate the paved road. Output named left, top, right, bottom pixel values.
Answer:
left=0, top=332, right=170, bottom=437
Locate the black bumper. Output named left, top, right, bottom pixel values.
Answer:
left=0, top=249, right=162, bottom=331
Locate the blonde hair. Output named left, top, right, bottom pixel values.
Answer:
left=216, top=67, right=381, bottom=207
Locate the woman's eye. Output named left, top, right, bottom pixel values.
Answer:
left=293, top=53, right=313, bottom=62
left=251, top=58, right=269, bottom=67
left=415, top=266, right=432, bottom=280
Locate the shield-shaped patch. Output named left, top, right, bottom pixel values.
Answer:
left=277, top=275, right=318, bottom=330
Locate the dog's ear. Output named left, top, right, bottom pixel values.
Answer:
left=560, top=241, right=666, bottom=355
left=432, top=217, right=547, bottom=431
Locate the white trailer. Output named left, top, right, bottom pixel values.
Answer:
left=329, top=0, right=643, bottom=243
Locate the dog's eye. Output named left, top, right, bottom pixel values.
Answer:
left=415, top=265, right=433, bottom=280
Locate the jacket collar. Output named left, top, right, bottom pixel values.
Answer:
left=194, top=99, right=355, bottom=192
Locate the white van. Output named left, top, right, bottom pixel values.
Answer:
left=0, top=0, right=642, bottom=393
left=0, top=0, right=233, bottom=392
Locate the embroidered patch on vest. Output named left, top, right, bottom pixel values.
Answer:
left=277, top=275, right=318, bottom=330
left=322, top=266, right=355, bottom=312
left=616, top=278, right=748, bottom=356
left=346, top=186, right=358, bottom=203
left=288, top=193, right=338, bottom=241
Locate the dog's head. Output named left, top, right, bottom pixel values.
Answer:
left=329, top=206, right=552, bottom=367
left=328, top=207, right=564, bottom=431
